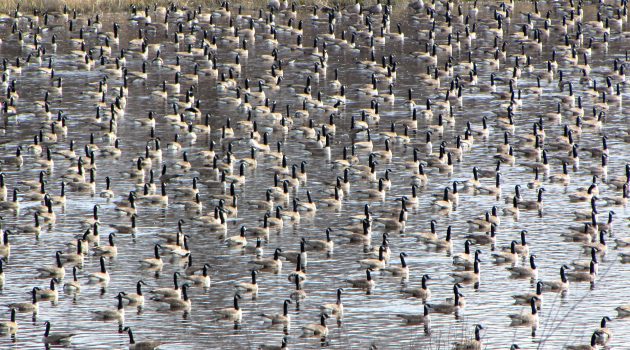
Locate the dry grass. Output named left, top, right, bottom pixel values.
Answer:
left=0, top=0, right=364, bottom=14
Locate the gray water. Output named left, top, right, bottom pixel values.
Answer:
left=0, top=1, right=628, bottom=349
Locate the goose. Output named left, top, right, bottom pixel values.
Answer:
left=124, top=326, right=163, bottom=350
left=542, top=265, right=570, bottom=292
left=565, top=331, right=601, bottom=350
left=36, top=278, right=59, bottom=300
left=250, top=248, right=283, bottom=272
left=358, top=246, right=386, bottom=270
left=465, top=223, right=498, bottom=245
left=616, top=305, right=630, bottom=318
left=8, top=287, right=39, bottom=314
left=140, top=244, right=164, bottom=270
left=492, top=240, right=519, bottom=263
left=427, top=286, right=464, bottom=315
left=0, top=308, right=17, bottom=334
left=407, top=220, right=438, bottom=243
left=401, top=274, right=432, bottom=300
left=583, top=231, right=607, bottom=254
left=509, top=297, right=539, bottom=329
left=36, top=251, right=65, bottom=278
left=450, top=256, right=481, bottom=284
left=320, top=288, right=344, bottom=319
left=346, top=269, right=375, bottom=290
left=92, top=292, right=125, bottom=322
left=566, top=260, right=597, bottom=283
left=383, top=252, right=409, bottom=278
left=42, top=321, right=76, bottom=345
left=260, top=299, right=291, bottom=326
left=508, top=254, right=538, bottom=279
left=183, top=264, right=211, bottom=288
left=305, top=228, right=334, bottom=252
left=93, top=233, right=117, bottom=257
left=121, top=280, right=147, bottom=307
left=0, top=229, right=10, bottom=258
left=453, top=324, right=484, bottom=350
left=301, top=314, right=329, bottom=338
left=426, top=225, right=453, bottom=250
left=594, top=317, right=612, bottom=345
left=214, top=294, right=242, bottom=322
left=513, top=281, right=544, bottom=308
left=572, top=248, right=599, bottom=274
left=226, top=226, right=248, bottom=247
left=155, top=284, right=192, bottom=311
left=397, top=304, right=431, bottom=325
left=150, top=272, right=182, bottom=299
left=87, top=256, right=110, bottom=283
left=235, top=270, right=259, bottom=294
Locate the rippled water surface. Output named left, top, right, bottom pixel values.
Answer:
left=0, top=1, right=628, bottom=349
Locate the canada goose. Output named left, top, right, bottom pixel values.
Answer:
left=140, top=244, right=164, bottom=270
left=450, top=255, right=481, bottom=284
left=226, top=226, right=248, bottom=247
left=509, top=297, right=539, bottom=329
left=37, top=251, right=65, bottom=278
left=260, top=299, right=291, bottom=326
left=93, top=233, right=117, bottom=257
left=124, top=326, right=163, bottom=350
left=0, top=308, right=17, bottom=334
left=453, top=324, right=484, bottom=350
left=427, top=225, right=453, bottom=250
left=346, top=268, right=376, bottom=290
left=302, top=314, right=329, bottom=338
left=566, top=260, right=597, bottom=283
left=427, top=285, right=464, bottom=315
left=465, top=223, right=497, bottom=245
left=542, top=265, right=570, bottom=292
left=214, top=294, right=242, bottom=322
left=88, top=256, right=110, bottom=283
left=407, top=220, right=438, bottom=243
left=401, top=274, right=431, bottom=300
left=37, top=278, right=59, bottom=300
left=513, top=281, right=544, bottom=308
left=120, top=280, right=147, bottom=307
left=383, top=252, right=409, bottom=278
left=305, top=228, right=334, bottom=252
left=572, top=247, right=599, bottom=274
left=184, top=264, right=211, bottom=288
left=8, top=287, right=39, bottom=314
left=492, top=240, right=519, bottom=263
left=150, top=272, right=182, bottom=300
left=92, top=291, right=125, bottom=322
left=258, top=336, right=288, bottom=350
left=358, top=245, right=386, bottom=270
left=156, top=284, right=192, bottom=312
left=251, top=248, right=283, bottom=272
left=565, top=331, right=601, bottom=350
left=42, top=321, right=76, bottom=345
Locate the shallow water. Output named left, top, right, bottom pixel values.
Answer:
left=0, top=1, right=628, bottom=349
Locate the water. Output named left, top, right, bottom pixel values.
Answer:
left=0, top=1, right=628, bottom=349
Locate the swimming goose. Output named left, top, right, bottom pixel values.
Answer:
left=184, top=264, right=211, bottom=288
left=566, top=260, right=597, bottom=283
left=226, top=226, right=248, bottom=247
left=150, top=272, right=182, bottom=299
left=565, top=331, right=601, bottom=350
left=509, top=297, right=539, bottom=329
left=358, top=245, right=386, bottom=270
left=383, top=252, right=409, bottom=278
left=88, top=256, right=110, bottom=283
left=465, top=223, right=497, bottom=246
left=513, top=281, right=544, bottom=308
left=156, top=284, right=192, bottom=311
left=492, top=240, right=519, bottom=263
left=36, top=278, right=59, bottom=301
left=92, top=292, right=125, bottom=322
left=453, top=324, right=484, bottom=350
left=450, top=255, right=481, bottom=284
left=301, top=314, right=329, bottom=338
left=93, top=233, right=117, bottom=257
left=42, top=321, right=76, bottom=345
left=124, top=326, right=163, bottom=350
left=346, top=269, right=375, bottom=290
left=214, top=294, right=242, bottom=322
left=305, top=228, right=334, bottom=252
left=320, top=288, right=344, bottom=319
left=542, top=265, right=570, bottom=292
left=122, top=280, right=147, bottom=307
left=251, top=248, right=283, bottom=272
left=401, top=274, right=431, bottom=300
left=139, top=244, right=163, bottom=269
left=235, top=270, right=259, bottom=294
left=260, top=299, right=291, bottom=326
left=36, top=251, right=65, bottom=278
left=0, top=308, right=17, bottom=334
